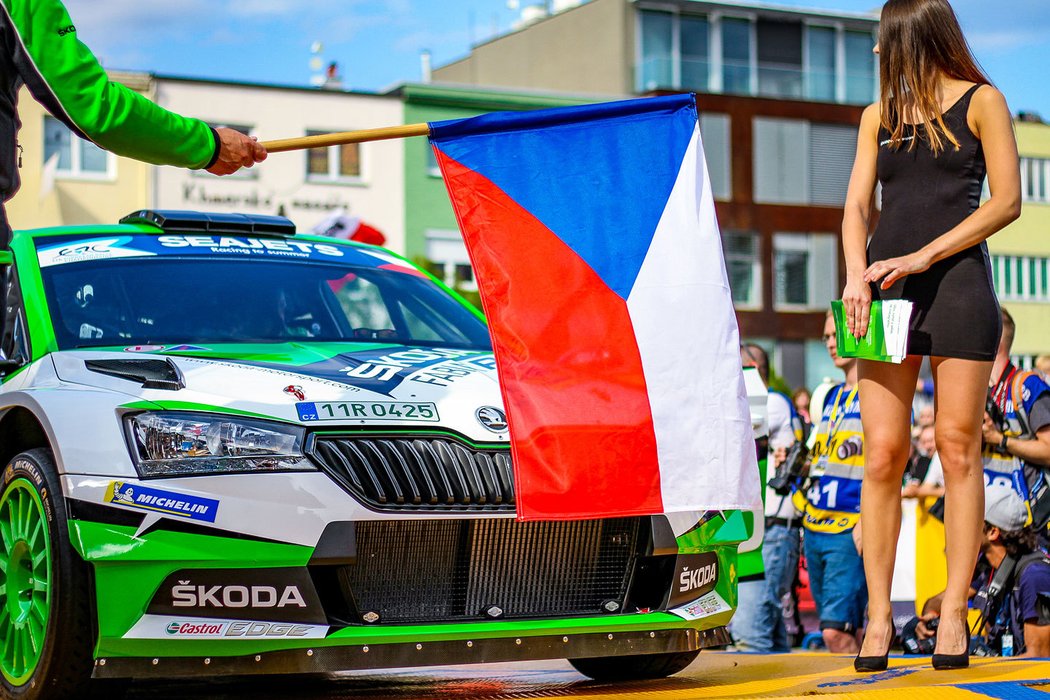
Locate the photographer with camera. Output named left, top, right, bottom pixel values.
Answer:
left=730, top=343, right=806, bottom=652
left=982, top=309, right=1050, bottom=536
left=790, top=312, right=867, bottom=654
left=907, top=482, right=1050, bottom=657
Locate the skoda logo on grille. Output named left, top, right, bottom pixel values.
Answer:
left=476, top=406, right=508, bottom=433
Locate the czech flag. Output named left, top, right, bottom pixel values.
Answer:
left=429, top=94, right=758, bottom=521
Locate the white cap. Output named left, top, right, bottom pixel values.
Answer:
left=984, top=481, right=1030, bottom=531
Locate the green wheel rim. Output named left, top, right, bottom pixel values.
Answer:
left=0, top=478, right=52, bottom=686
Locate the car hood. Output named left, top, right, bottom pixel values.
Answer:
left=50, top=342, right=508, bottom=443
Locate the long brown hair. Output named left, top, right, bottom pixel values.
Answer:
left=878, top=0, right=989, bottom=154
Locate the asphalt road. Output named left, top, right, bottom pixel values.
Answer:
left=121, top=652, right=1050, bottom=699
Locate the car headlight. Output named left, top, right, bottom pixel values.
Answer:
left=125, top=412, right=314, bottom=477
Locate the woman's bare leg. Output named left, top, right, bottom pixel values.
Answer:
left=857, top=355, right=922, bottom=656
left=929, top=356, right=991, bottom=655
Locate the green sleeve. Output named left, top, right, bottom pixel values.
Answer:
left=3, top=0, right=220, bottom=169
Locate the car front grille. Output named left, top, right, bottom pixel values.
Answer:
left=309, top=435, right=514, bottom=512
left=340, top=517, right=643, bottom=623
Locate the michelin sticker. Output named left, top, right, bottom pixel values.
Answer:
left=105, top=482, right=219, bottom=523
left=669, top=590, right=732, bottom=621
left=37, top=236, right=153, bottom=267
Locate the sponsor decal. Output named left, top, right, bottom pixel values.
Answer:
left=297, top=400, right=439, bottom=423
left=668, top=552, right=719, bottom=608
left=148, top=568, right=326, bottom=624
left=668, top=590, right=732, bottom=621
left=35, top=233, right=350, bottom=268
left=219, top=346, right=496, bottom=397
left=105, top=482, right=219, bottom=523
left=475, top=406, right=508, bottom=433
left=56, top=24, right=76, bottom=36
left=284, top=385, right=306, bottom=401
left=124, top=615, right=328, bottom=639
left=165, top=345, right=211, bottom=353
left=125, top=344, right=166, bottom=353
left=37, top=236, right=152, bottom=267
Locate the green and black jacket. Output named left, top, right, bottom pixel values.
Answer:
left=0, top=0, right=220, bottom=202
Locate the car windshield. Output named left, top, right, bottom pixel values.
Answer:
left=39, top=256, right=492, bottom=351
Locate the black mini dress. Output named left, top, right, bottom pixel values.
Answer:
left=868, top=83, right=1001, bottom=360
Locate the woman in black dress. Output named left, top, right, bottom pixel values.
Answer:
left=840, top=0, right=1021, bottom=671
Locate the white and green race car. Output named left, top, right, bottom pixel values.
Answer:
left=0, top=211, right=751, bottom=699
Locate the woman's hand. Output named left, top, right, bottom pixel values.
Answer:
left=863, top=251, right=932, bottom=291
left=841, top=275, right=872, bottom=338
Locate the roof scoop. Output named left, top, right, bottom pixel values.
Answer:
left=84, top=358, right=185, bottom=391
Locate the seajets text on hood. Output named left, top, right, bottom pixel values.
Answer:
left=157, top=235, right=344, bottom=258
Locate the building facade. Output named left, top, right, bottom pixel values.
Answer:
left=6, top=71, right=155, bottom=231
left=990, top=118, right=1050, bottom=364
left=151, top=76, right=406, bottom=252
left=435, top=0, right=879, bottom=388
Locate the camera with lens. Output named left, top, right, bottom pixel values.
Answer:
left=900, top=615, right=938, bottom=655
left=986, top=391, right=1006, bottom=432
left=768, top=440, right=809, bottom=496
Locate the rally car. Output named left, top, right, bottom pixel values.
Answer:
left=0, top=211, right=750, bottom=699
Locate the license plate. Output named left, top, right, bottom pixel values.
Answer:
left=297, top=401, right=439, bottom=422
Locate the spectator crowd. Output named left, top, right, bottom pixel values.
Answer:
left=731, top=307, right=1050, bottom=658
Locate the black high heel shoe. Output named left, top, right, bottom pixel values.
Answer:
left=932, top=618, right=970, bottom=669
left=931, top=652, right=969, bottom=670
left=854, top=628, right=892, bottom=673
left=854, top=651, right=889, bottom=673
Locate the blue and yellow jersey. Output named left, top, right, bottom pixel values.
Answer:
left=984, top=369, right=1050, bottom=516
left=793, top=383, right=862, bottom=534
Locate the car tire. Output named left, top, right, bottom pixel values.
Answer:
left=0, top=448, right=114, bottom=700
left=568, top=649, right=700, bottom=681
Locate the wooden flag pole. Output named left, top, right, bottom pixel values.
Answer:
left=261, top=123, right=431, bottom=153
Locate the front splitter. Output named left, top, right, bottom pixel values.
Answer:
left=93, top=626, right=731, bottom=679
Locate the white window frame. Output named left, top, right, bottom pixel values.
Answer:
left=773, top=232, right=839, bottom=312
left=43, top=116, right=115, bottom=181
left=991, top=254, right=1050, bottom=302
left=305, top=129, right=366, bottom=185
left=1020, top=157, right=1050, bottom=203
left=195, top=122, right=258, bottom=180
left=424, top=229, right=477, bottom=293
left=722, top=230, right=762, bottom=310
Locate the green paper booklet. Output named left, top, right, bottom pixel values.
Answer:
left=832, top=299, right=913, bottom=363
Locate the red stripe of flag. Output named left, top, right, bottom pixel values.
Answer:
left=436, top=151, right=663, bottom=520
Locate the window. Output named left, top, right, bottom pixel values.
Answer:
left=753, top=117, right=858, bottom=206
left=306, top=130, right=362, bottom=182
left=722, top=17, right=752, bottom=95
left=699, top=113, right=731, bottom=200
left=634, top=8, right=875, bottom=104
left=638, top=10, right=674, bottom=91
left=722, top=231, right=761, bottom=308
left=425, top=145, right=442, bottom=177
left=753, top=118, right=808, bottom=204
left=680, top=15, right=710, bottom=91
left=806, top=26, right=836, bottom=101
left=773, top=233, right=838, bottom=311
left=43, top=116, right=112, bottom=178
left=808, top=123, right=857, bottom=205
left=844, top=30, right=876, bottom=104
left=425, top=229, right=477, bottom=292
left=636, top=10, right=708, bottom=92
left=992, top=255, right=1050, bottom=301
left=1021, top=157, right=1050, bottom=203
left=757, top=20, right=803, bottom=98
left=200, top=122, right=257, bottom=179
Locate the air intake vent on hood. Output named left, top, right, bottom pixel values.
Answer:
left=84, top=358, right=184, bottom=391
